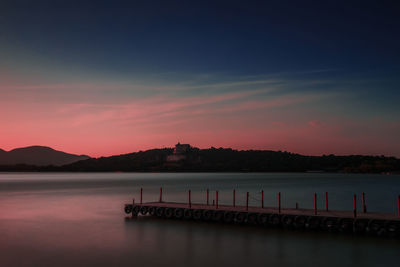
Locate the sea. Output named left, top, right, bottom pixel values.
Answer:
left=0, top=172, right=399, bottom=267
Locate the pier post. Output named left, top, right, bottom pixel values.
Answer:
left=132, top=198, right=135, bottom=218
left=353, top=194, right=357, bottom=218
left=140, top=188, right=143, bottom=204
left=261, top=190, right=264, bottom=208
left=159, top=187, right=163, bottom=203
left=246, top=192, right=249, bottom=211
left=278, top=192, right=281, bottom=214
left=188, top=190, right=191, bottom=208
left=362, top=192, right=366, bottom=213
left=206, top=188, right=209, bottom=206
left=325, top=192, right=328, bottom=212
left=314, top=193, right=317, bottom=215
left=216, top=190, right=219, bottom=209
left=398, top=195, right=400, bottom=218
left=233, top=189, right=236, bottom=207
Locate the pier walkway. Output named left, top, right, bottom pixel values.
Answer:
left=124, top=188, right=400, bottom=238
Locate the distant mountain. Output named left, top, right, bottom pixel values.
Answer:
left=0, top=146, right=90, bottom=166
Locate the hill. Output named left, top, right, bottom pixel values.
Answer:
left=58, top=147, right=400, bottom=173
left=0, top=146, right=90, bottom=166
left=0, top=145, right=399, bottom=173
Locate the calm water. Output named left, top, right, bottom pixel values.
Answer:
left=0, top=172, right=399, bottom=267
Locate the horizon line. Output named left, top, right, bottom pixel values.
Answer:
left=1, top=144, right=398, bottom=159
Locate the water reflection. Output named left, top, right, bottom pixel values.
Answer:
left=122, top=216, right=400, bottom=267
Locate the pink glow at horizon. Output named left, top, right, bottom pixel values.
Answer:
left=1, top=73, right=400, bottom=158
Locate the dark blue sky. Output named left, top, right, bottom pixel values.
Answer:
left=1, top=1, right=400, bottom=156
left=2, top=0, right=400, bottom=75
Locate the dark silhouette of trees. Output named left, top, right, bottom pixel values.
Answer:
left=1, top=147, right=399, bottom=173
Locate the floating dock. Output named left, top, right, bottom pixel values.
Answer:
left=124, top=188, right=400, bottom=238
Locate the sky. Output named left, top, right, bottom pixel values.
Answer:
left=0, top=0, right=399, bottom=157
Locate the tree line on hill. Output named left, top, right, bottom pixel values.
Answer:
left=0, top=147, right=399, bottom=173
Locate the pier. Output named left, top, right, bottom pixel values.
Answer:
left=124, top=188, right=400, bottom=238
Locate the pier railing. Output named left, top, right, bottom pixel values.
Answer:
left=124, top=187, right=400, bottom=238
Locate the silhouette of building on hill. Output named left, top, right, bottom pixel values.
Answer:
left=174, top=142, right=191, bottom=154
left=167, top=142, right=191, bottom=162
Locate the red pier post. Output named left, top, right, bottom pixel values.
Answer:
left=325, top=192, right=328, bottom=212
left=362, top=192, right=366, bottom=213
left=246, top=192, right=249, bottom=211
left=140, top=187, right=143, bottom=204
left=261, top=190, right=264, bottom=208
left=314, top=193, right=317, bottom=215
left=132, top=198, right=135, bottom=218
left=278, top=192, right=281, bottom=214
left=159, top=187, right=163, bottom=203
left=233, top=189, right=236, bottom=207
left=216, top=190, right=219, bottom=209
left=398, top=195, right=400, bottom=218
left=188, top=190, right=191, bottom=208
left=353, top=194, right=357, bottom=218
left=206, top=188, right=209, bottom=206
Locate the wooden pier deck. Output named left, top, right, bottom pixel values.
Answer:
left=124, top=189, right=400, bottom=238
left=127, top=202, right=400, bottom=221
